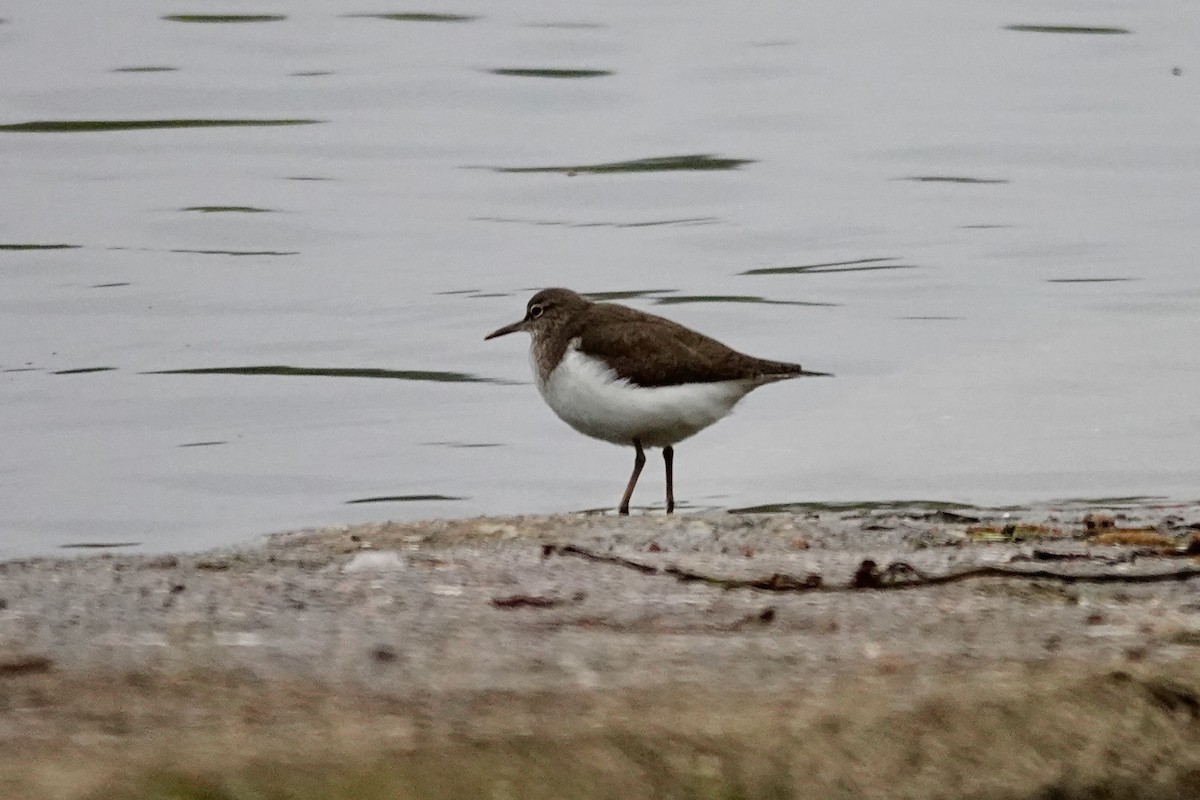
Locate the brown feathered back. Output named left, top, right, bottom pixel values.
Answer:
left=526, top=289, right=804, bottom=388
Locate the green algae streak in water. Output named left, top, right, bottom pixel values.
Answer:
left=342, top=13, right=478, bottom=22
left=488, top=68, right=612, bottom=79
left=1004, top=24, right=1131, bottom=35
left=492, top=154, right=755, bottom=174
left=162, top=14, right=287, bottom=23
left=0, top=119, right=321, bottom=133
left=145, top=365, right=501, bottom=383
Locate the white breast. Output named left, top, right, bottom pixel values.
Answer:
left=533, top=345, right=752, bottom=448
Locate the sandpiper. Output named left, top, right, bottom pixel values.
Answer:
left=485, top=288, right=828, bottom=514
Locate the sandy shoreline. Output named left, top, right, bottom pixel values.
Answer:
left=2, top=503, right=1200, bottom=798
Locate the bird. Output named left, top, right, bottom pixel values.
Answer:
left=485, top=288, right=828, bottom=514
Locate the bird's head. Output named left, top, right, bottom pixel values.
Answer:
left=484, top=288, right=588, bottom=341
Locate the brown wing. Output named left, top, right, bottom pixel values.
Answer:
left=575, top=304, right=803, bottom=387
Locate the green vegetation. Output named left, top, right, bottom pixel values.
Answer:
left=345, top=494, right=464, bottom=504
left=493, top=154, right=755, bottom=174
left=144, top=366, right=499, bottom=383
left=162, top=15, right=287, bottom=23
left=740, top=257, right=911, bottom=276
left=0, top=243, right=80, bottom=250
left=0, top=119, right=320, bottom=133
left=653, top=294, right=835, bottom=307
left=901, top=175, right=1009, bottom=184
left=181, top=206, right=275, bottom=213
left=488, top=68, right=612, bottom=78
left=342, top=13, right=478, bottom=23
left=1005, top=24, right=1131, bottom=35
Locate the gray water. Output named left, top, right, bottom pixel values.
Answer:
left=2, top=1, right=1198, bottom=557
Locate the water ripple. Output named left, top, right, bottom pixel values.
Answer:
left=53, top=367, right=116, bottom=375
left=1004, top=24, right=1131, bottom=35
left=0, top=119, right=321, bottom=133
left=901, top=176, right=1009, bottom=184
left=342, top=13, right=478, bottom=23
left=474, top=215, right=719, bottom=228
left=653, top=295, right=837, bottom=307
left=163, top=14, right=287, bottom=23
left=346, top=494, right=465, bottom=504
left=486, top=68, right=612, bottom=79
left=145, top=365, right=505, bottom=383
left=488, top=154, right=755, bottom=174
left=181, top=206, right=276, bottom=213
left=740, top=257, right=914, bottom=276
left=169, top=249, right=298, bottom=256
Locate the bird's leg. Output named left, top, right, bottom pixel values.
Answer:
left=619, top=438, right=646, bottom=515
left=663, top=445, right=675, bottom=514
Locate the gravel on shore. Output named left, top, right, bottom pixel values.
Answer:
left=2, top=502, right=1200, bottom=799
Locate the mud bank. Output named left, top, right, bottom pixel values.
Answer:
left=2, top=503, right=1200, bottom=799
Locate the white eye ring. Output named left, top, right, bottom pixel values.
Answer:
left=529, top=304, right=544, bottom=318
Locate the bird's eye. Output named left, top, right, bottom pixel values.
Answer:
left=529, top=304, right=544, bottom=319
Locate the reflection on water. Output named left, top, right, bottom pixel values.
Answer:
left=901, top=176, right=1009, bottom=184
left=487, top=68, right=613, bottom=79
left=346, top=494, right=465, bottom=504
left=0, top=243, right=80, bottom=250
left=1004, top=25, right=1131, bottom=35
left=162, top=15, right=287, bottom=24
left=181, top=206, right=276, bottom=214
left=490, top=154, right=755, bottom=174
left=423, top=441, right=504, bottom=449
left=584, top=290, right=677, bottom=301
left=146, top=366, right=503, bottom=383
left=341, top=13, right=479, bottom=23
left=0, top=119, right=320, bottom=133
left=52, top=367, right=116, bottom=375
left=1045, top=278, right=1135, bottom=284
left=475, top=215, right=719, bottom=228
left=525, top=22, right=605, bottom=30
left=740, top=257, right=913, bottom=276
left=653, top=295, right=836, bottom=307
left=168, top=249, right=298, bottom=256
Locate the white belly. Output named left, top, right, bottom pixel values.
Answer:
left=534, top=348, right=751, bottom=448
